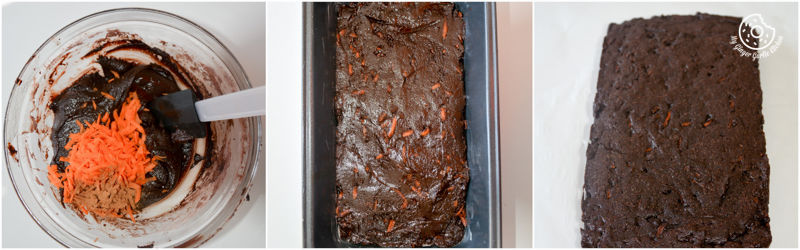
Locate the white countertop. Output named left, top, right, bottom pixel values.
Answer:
left=265, top=2, right=533, bottom=247
left=1, top=3, right=265, bottom=247
left=534, top=2, right=798, bottom=247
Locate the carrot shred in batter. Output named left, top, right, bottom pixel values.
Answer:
left=47, top=92, right=160, bottom=221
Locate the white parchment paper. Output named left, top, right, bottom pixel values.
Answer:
left=534, top=2, right=798, bottom=247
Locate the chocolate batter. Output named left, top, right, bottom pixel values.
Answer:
left=50, top=44, right=203, bottom=209
left=335, top=3, right=468, bottom=247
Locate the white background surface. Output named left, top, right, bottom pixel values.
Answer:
left=266, top=2, right=533, bottom=247
left=265, top=1, right=303, bottom=248
left=1, top=3, right=266, bottom=247
left=534, top=2, right=798, bottom=247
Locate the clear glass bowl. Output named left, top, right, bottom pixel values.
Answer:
left=4, top=8, right=262, bottom=247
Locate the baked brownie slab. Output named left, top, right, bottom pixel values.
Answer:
left=334, top=2, right=468, bottom=248
left=582, top=13, right=771, bottom=247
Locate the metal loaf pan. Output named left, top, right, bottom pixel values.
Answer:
left=302, top=2, right=500, bottom=247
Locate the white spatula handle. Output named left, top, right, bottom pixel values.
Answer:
left=195, top=86, right=265, bottom=122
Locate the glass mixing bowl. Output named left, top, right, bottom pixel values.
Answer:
left=4, top=8, right=262, bottom=247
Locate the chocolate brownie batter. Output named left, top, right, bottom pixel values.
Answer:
left=50, top=42, right=203, bottom=209
left=582, top=14, right=771, bottom=247
left=335, top=2, right=468, bottom=248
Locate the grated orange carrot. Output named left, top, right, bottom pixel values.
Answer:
left=100, top=91, right=115, bottom=100
left=48, top=92, right=160, bottom=221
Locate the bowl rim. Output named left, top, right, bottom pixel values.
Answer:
left=4, top=7, right=263, bottom=247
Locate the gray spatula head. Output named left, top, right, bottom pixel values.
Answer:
left=149, top=89, right=207, bottom=139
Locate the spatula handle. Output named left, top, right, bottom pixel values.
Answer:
left=195, top=86, right=265, bottom=122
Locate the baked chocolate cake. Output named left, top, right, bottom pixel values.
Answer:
left=334, top=2, right=468, bottom=248
left=582, top=14, right=771, bottom=247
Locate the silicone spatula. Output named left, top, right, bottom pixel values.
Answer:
left=149, top=86, right=265, bottom=138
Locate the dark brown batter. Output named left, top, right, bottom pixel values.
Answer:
left=335, top=2, right=468, bottom=247
left=49, top=42, right=204, bottom=209
left=582, top=14, right=771, bottom=247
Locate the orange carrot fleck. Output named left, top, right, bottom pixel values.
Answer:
left=376, top=154, right=384, bottom=160
left=442, top=20, right=448, bottom=39
left=663, top=111, right=671, bottom=127
left=393, top=188, right=408, bottom=209
left=126, top=206, right=136, bottom=223
left=420, top=128, right=430, bottom=137
left=352, top=186, right=358, bottom=199
left=352, top=90, right=365, bottom=95
left=100, top=92, right=115, bottom=100
left=92, top=100, right=97, bottom=110
left=411, top=185, right=421, bottom=195
left=387, top=117, right=398, bottom=138
left=402, top=130, right=413, bottom=137
left=431, top=83, right=441, bottom=90
left=387, top=220, right=395, bottom=232
left=440, top=108, right=446, bottom=120
left=348, top=64, right=353, bottom=75
left=681, top=121, right=691, bottom=127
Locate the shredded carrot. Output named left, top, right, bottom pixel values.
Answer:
left=47, top=93, right=160, bottom=221
left=442, top=20, right=448, bottom=39
left=411, top=185, right=421, bottom=195
left=387, top=117, right=398, bottom=138
left=393, top=188, right=408, bottom=209
left=100, top=92, right=115, bottom=100
left=387, top=220, right=396, bottom=233
left=420, top=128, right=430, bottom=137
